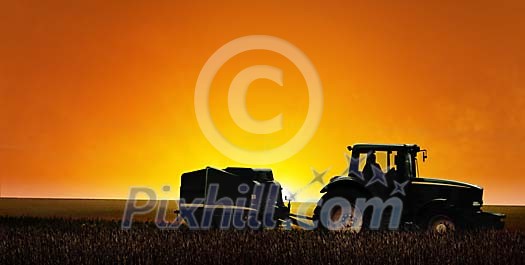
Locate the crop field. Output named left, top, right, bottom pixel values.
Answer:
left=0, top=199, right=524, bottom=264
left=0, top=217, right=524, bottom=265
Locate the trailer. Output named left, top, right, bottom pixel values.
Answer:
left=177, top=166, right=303, bottom=229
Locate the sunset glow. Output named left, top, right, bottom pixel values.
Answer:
left=2, top=0, right=525, bottom=205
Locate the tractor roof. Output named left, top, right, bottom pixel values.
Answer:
left=348, top=143, right=421, bottom=153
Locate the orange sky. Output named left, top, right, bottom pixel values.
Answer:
left=1, top=0, right=524, bottom=204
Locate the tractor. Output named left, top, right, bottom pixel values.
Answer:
left=312, top=143, right=505, bottom=232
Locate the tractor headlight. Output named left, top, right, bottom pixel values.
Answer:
left=472, top=201, right=481, bottom=207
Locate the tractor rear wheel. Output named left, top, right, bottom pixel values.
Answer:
left=313, top=189, right=368, bottom=232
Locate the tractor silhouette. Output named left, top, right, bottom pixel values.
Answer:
left=178, top=143, right=505, bottom=232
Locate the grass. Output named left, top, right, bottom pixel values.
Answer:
left=0, top=216, right=523, bottom=265
left=1, top=199, right=523, bottom=264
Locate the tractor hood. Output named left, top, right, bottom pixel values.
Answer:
left=411, top=177, right=484, bottom=207
left=412, top=178, right=482, bottom=190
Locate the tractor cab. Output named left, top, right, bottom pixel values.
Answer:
left=347, top=144, right=427, bottom=183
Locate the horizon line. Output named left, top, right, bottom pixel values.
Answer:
left=0, top=196, right=524, bottom=207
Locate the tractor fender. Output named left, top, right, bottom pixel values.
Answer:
left=313, top=177, right=372, bottom=221
left=320, top=177, right=371, bottom=197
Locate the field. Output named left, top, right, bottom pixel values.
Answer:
left=1, top=217, right=524, bottom=265
left=0, top=199, right=524, bottom=264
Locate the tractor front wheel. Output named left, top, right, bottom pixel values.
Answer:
left=427, top=213, right=456, bottom=233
